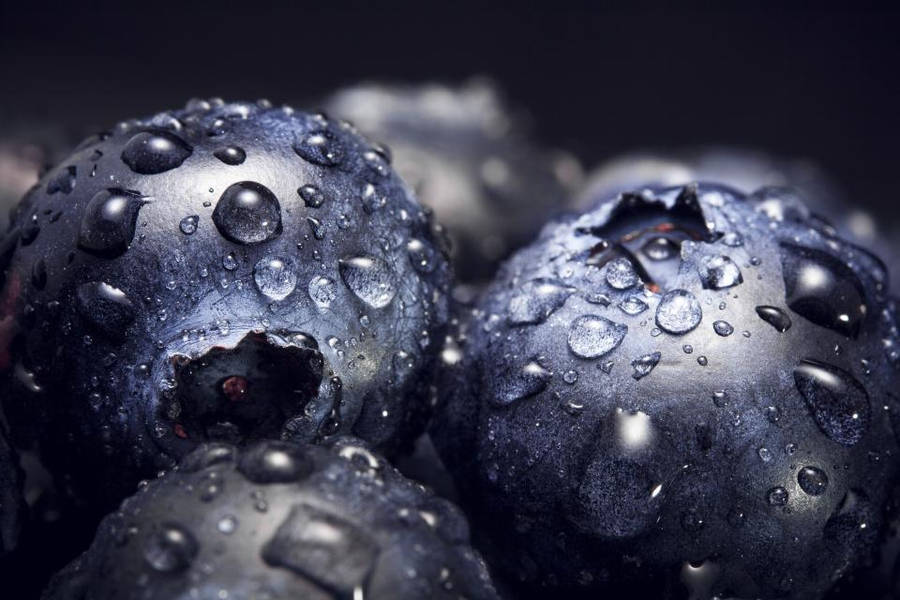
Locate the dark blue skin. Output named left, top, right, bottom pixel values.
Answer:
left=42, top=438, right=500, bottom=600
left=433, top=184, right=900, bottom=599
left=0, top=99, right=451, bottom=510
left=0, top=424, right=24, bottom=559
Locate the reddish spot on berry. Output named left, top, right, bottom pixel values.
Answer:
left=222, top=375, right=249, bottom=402
left=173, top=423, right=188, bottom=439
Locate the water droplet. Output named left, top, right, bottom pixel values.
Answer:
left=339, top=256, right=396, bottom=309
left=238, top=442, right=312, bottom=484
left=606, top=257, right=639, bottom=289
left=509, top=279, right=573, bottom=325
left=143, top=523, right=198, bottom=572
left=213, top=146, right=246, bottom=165
left=631, top=352, right=661, bottom=380
left=563, top=369, right=579, bottom=384
left=697, top=355, right=708, bottom=366
left=794, top=359, right=870, bottom=446
left=217, top=515, right=238, bottom=534
left=682, top=344, right=693, bottom=354
left=121, top=130, right=192, bottom=174
left=493, top=360, right=552, bottom=406
left=713, top=320, right=734, bottom=336
left=721, top=232, right=743, bottom=247
left=75, top=282, right=136, bottom=338
left=308, top=276, right=338, bottom=311
left=179, top=215, right=199, bottom=235
left=31, top=259, right=47, bottom=290
left=619, top=296, right=648, bottom=316
left=77, top=188, right=147, bottom=257
left=406, top=238, right=436, bottom=274
left=656, top=289, right=702, bottom=334
left=798, top=466, right=828, bottom=496
left=212, top=181, right=282, bottom=244
left=698, top=255, right=743, bottom=289
left=293, top=130, right=345, bottom=166
left=222, top=252, right=238, bottom=270
left=46, top=165, right=76, bottom=194
left=780, top=243, right=867, bottom=338
left=253, top=256, right=297, bottom=301
left=567, top=315, right=628, bottom=359
left=756, top=305, right=792, bottom=332
left=299, top=184, right=326, bottom=208
left=712, top=390, right=728, bottom=407
left=642, top=236, right=679, bottom=261
left=758, top=447, right=773, bottom=463
left=767, top=486, right=789, bottom=506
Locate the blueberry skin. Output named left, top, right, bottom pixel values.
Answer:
left=433, top=184, right=900, bottom=598
left=324, top=80, right=582, bottom=283
left=0, top=99, right=450, bottom=508
left=41, top=438, right=499, bottom=600
left=0, top=424, right=24, bottom=558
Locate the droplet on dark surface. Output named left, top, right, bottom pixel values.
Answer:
left=75, top=281, right=137, bottom=338
left=213, top=146, right=246, bottom=165
left=756, top=305, right=792, bottom=332
left=142, top=522, right=198, bottom=572
left=31, top=258, right=47, bottom=290
left=179, top=215, right=199, bottom=235
left=253, top=256, right=297, bottom=301
left=237, top=442, right=313, bottom=484
left=698, top=254, right=743, bottom=289
left=121, top=130, right=192, bottom=174
left=568, top=315, right=628, bottom=359
left=794, top=358, right=871, bottom=446
left=606, top=257, right=639, bottom=289
left=77, top=188, right=147, bottom=257
left=338, top=256, right=396, bottom=309
left=631, top=352, right=661, bottom=380
left=493, top=360, right=552, bottom=406
left=509, top=279, right=573, bottom=325
left=797, top=466, right=828, bottom=496
left=406, top=238, right=436, bottom=273
left=780, top=243, right=867, bottom=338
left=46, top=165, right=76, bottom=195
left=713, top=320, right=734, bottom=337
left=212, top=181, right=282, bottom=244
left=298, top=184, right=325, bottom=208
left=641, top=236, right=679, bottom=261
left=656, top=289, right=702, bottom=334
left=293, top=130, right=345, bottom=166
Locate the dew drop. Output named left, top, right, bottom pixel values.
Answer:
left=299, top=184, right=326, bottom=208
left=606, top=257, right=639, bottom=289
left=222, top=252, right=238, bottom=271
left=406, top=238, right=437, bottom=274
left=77, top=188, right=147, bottom=257
left=509, top=279, right=573, bottom=325
left=631, top=352, right=661, bottom=380
left=567, top=315, right=628, bottom=359
left=253, top=256, right=297, bottom=301
left=767, top=486, right=789, bottom=506
left=619, top=296, right=649, bottom=316
left=756, top=305, right=792, bottom=332
left=212, top=181, right=282, bottom=244
left=713, top=320, right=734, bottom=337
left=179, top=215, right=199, bottom=235
left=308, top=276, right=338, bottom=311
left=698, top=255, right=743, bottom=289
left=794, top=359, right=870, bottom=446
left=642, top=236, right=679, bottom=261
left=121, top=130, right=192, bottom=174
left=293, top=130, right=345, bottom=166
left=493, top=360, right=552, bottom=406
left=213, top=146, right=246, bottom=165
left=46, top=165, right=77, bottom=195
left=798, top=466, right=828, bottom=496
left=339, top=256, right=396, bottom=309
left=143, top=523, right=198, bottom=572
left=75, top=282, right=136, bottom=338
left=656, top=289, right=702, bottom=334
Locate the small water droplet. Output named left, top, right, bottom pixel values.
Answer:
left=509, top=279, right=573, bottom=325
left=253, top=256, right=297, bottom=301
left=642, top=236, right=679, bottom=261
left=217, top=515, right=238, bottom=534
left=797, top=466, right=828, bottom=496
left=619, top=296, right=649, bottom=316
left=756, top=305, right=792, bottom=332
left=77, top=188, right=147, bottom=257
left=299, top=184, right=326, bottom=208
left=406, top=238, right=436, bottom=274
left=222, top=252, right=238, bottom=270
left=567, top=315, right=628, bottom=359
left=767, top=486, right=789, bottom=506
left=293, top=129, right=345, bottom=166
left=698, top=255, right=743, bottom=289
left=179, top=215, right=199, bottom=235
left=493, top=360, right=552, bottom=405
left=213, top=146, right=246, bottom=165
left=143, top=523, right=198, bottom=572
left=656, top=289, right=702, bottom=334
left=339, top=256, right=396, bottom=309
left=631, top=352, right=661, bottom=380
left=606, top=257, right=639, bottom=289
left=308, top=276, right=338, bottom=311
left=46, top=165, right=76, bottom=194
left=75, top=282, right=136, bottom=338
left=713, top=320, right=734, bottom=336
left=212, top=181, right=282, bottom=244
left=121, top=130, right=192, bottom=174
left=794, top=359, right=870, bottom=446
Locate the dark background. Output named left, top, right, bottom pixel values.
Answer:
left=1, top=1, right=899, bottom=225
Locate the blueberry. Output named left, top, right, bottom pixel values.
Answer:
left=433, top=183, right=900, bottom=598
left=41, top=438, right=499, bottom=600
left=324, top=79, right=583, bottom=283
left=0, top=425, right=24, bottom=559
left=0, top=99, right=451, bottom=509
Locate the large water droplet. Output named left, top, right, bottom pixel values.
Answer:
left=308, top=276, right=337, bottom=311
left=794, top=359, right=870, bottom=446
left=631, top=352, right=661, bottom=380
left=493, top=359, right=552, bottom=405
left=75, top=282, right=136, bottom=338
left=143, top=523, right=198, bottom=572
left=780, top=243, right=867, bottom=338
left=698, top=254, right=743, bottom=289
left=293, top=130, right=345, bottom=166
left=567, top=315, right=628, bottom=359
left=756, top=305, right=792, bottom=332
left=213, top=145, right=246, bottom=165
left=509, top=279, right=573, bottom=325
left=254, top=256, right=297, bottom=301
left=797, top=466, right=828, bottom=496
left=339, top=256, right=396, bottom=309
left=121, top=130, right=192, bottom=174
left=606, top=257, right=639, bottom=289
left=656, top=289, right=702, bottom=334
left=406, top=238, right=436, bottom=274
left=77, top=188, right=146, bottom=257
left=212, top=181, right=282, bottom=244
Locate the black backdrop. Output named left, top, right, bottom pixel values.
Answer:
left=1, top=2, right=898, bottom=225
